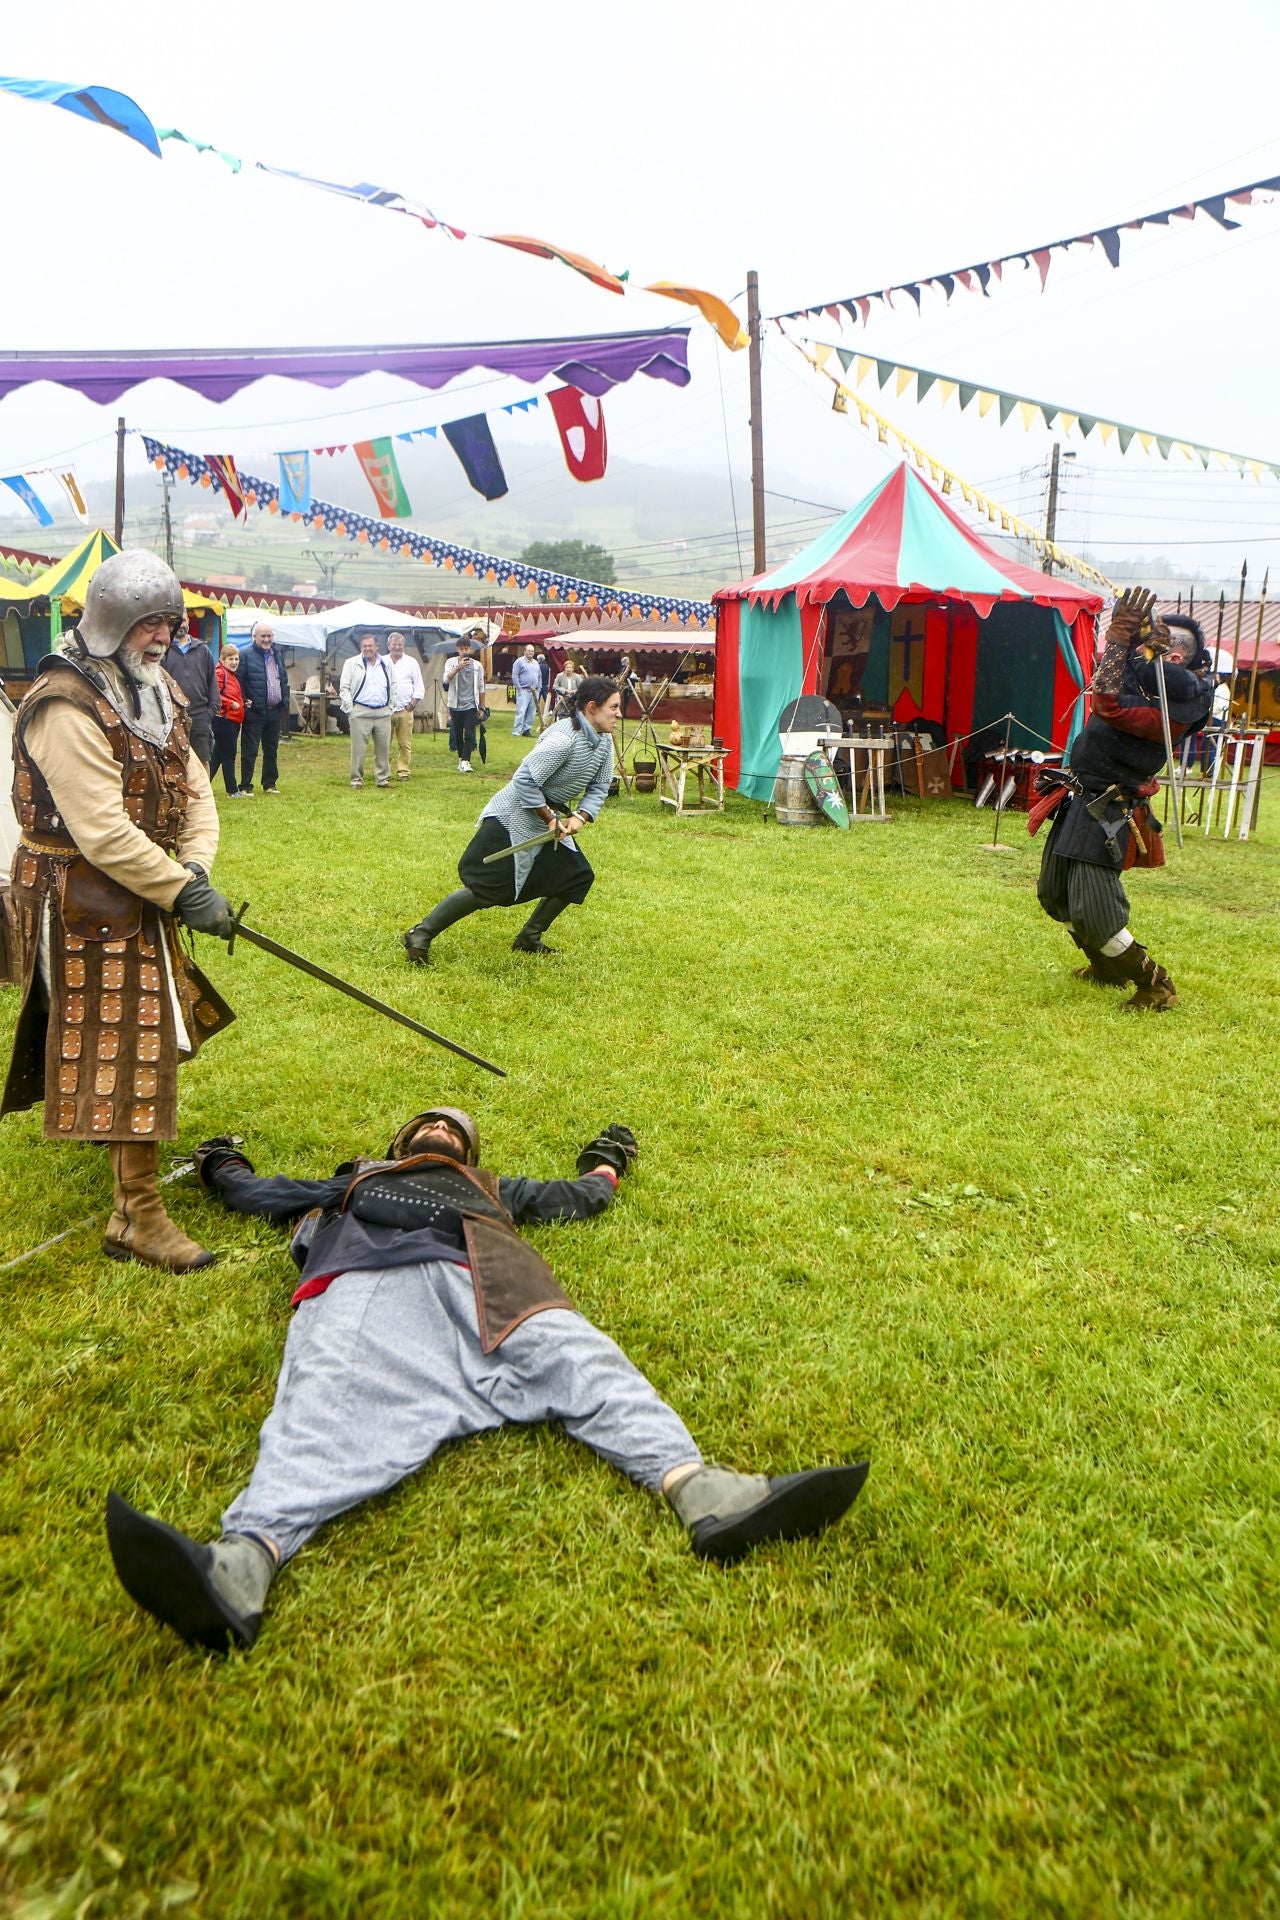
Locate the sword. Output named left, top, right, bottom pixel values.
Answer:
left=481, top=818, right=583, bottom=864
left=226, top=904, right=505, bottom=1077
left=1153, top=652, right=1184, bottom=848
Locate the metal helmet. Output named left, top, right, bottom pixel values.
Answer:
left=78, top=550, right=184, bottom=659
left=388, top=1107, right=480, bottom=1165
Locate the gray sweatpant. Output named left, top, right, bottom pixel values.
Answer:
left=222, top=1262, right=701, bottom=1561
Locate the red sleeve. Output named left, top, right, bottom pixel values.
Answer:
left=1092, top=692, right=1166, bottom=741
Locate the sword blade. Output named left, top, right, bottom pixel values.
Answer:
left=229, top=914, right=505, bottom=1076
left=481, top=827, right=560, bottom=865
left=1153, top=653, right=1184, bottom=848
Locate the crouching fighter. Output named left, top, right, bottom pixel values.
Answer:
left=2, top=552, right=235, bottom=1268
left=106, top=1109, right=867, bottom=1651
left=1031, top=588, right=1214, bottom=1012
left=402, top=676, right=620, bottom=963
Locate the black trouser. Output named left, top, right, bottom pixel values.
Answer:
left=450, top=708, right=479, bottom=760
left=240, top=704, right=285, bottom=791
left=187, top=713, right=214, bottom=770
left=212, top=717, right=242, bottom=794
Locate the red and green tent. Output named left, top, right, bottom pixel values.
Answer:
left=713, top=464, right=1104, bottom=798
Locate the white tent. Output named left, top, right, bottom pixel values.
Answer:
left=225, top=600, right=489, bottom=655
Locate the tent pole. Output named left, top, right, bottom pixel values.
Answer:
left=113, top=416, right=126, bottom=545
left=1042, top=442, right=1060, bottom=574
left=747, top=270, right=766, bottom=575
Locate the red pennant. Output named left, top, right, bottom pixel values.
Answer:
left=204, top=453, right=245, bottom=518
left=1030, top=248, right=1052, bottom=290
left=547, top=386, right=608, bottom=483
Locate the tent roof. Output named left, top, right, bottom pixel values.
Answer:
left=235, top=599, right=491, bottom=654
left=0, top=528, right=121, bottom=606
left=715, top=464, right=1104, bottom=620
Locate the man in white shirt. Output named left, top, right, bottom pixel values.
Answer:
left=386, top=632, right=425, bottom=781
left=443, top=635, right=486, bottom=773
left=339, top=633, right=395, bottom=789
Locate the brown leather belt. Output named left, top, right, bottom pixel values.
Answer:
left=18, top=832, right=77, bottom=857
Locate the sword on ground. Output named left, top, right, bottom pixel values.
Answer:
left=0, top=1141, right=242, bottom=1277
left=226, top=904, right=505, bottom=1077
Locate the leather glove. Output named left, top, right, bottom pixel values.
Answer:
left=173, top=864, right=234, bottom=939
left=1107, top=586, right=1158, bottom=646
left=191, top=1136, right=255, bottom=1189
left=576, top=1124, right=639, bottom=1179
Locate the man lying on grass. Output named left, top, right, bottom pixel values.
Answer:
left=106, top=1109, right=868, bottom=1652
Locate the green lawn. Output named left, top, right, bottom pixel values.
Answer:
left=3, top=731, right=1278, bottom=1919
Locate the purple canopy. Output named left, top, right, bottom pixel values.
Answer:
left=0, top=330, right=692, bottom=405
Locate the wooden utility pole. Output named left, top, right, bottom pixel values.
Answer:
left=113, top=416, right=126, bottom=545
left=1042, top=441, right=1061, bottom=573
left=747, top=269, right=766, bottom=575
left=161, top=472, right=174, bottom=570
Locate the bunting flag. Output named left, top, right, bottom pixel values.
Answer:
left=204, top=454, right=245, bottom=518
left=441, top=417, right=508, bottom=501
left=52, top=469, right=88, bottom=521
left=774, top=168, right=1280, bottom=324
left=793, top=333, right=1280, bottom=479
left=643, top=283, right=748, bottom=350
left=483, top=234, right=624, bottom=295
left=546, top=387, right=608, bottom=483
left=786, top=346, right=1109, bottom=590
left=354, top=438, right=412, bottom=517
left=1, top=474, right=54, bottom=526
left=141, top=435, right=713, bottom=627
left=0, top=74, right=161, bottom=157
left=277, top=451, right=311, bottom=515
left=253, top=160, right=467, bottom=236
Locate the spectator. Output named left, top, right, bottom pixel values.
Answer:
left=162, top=614, right=220, bottom=768
left=551, top=656, right=585, bottom=720
left=386, top=632, right=425, bottom=781
left=444, top=635, right=486, bottom=773
left=212, top=644, right=246, bottom=797
left=238, top=620, right=290, bottom=796
left=339, top=632, right=395, bottom=789
left=512, top=644, right=541, bottom=737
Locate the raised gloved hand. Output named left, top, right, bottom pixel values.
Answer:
left=576, top=1124, right=639, bottom=1179
left=174, top=864, right=234, bottom=939
left=191, top=1136, right=255, bottom=1189
left=1107, top=586, right=1158, bottom=645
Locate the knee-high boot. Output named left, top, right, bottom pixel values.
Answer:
left=512, top=893, right=572, bottom=955
left=1068, top=928, right=1127, bottom=987
left=402, top=888, right=484, bottom=963
left=104, top=1142, right=216, bottom=1271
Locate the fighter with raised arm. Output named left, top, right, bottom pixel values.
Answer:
left=1031, top=587, right=1215, bottom=1012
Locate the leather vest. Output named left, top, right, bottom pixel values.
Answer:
left=341, top=1153, right=575, bottom=1352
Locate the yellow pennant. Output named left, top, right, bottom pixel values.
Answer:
left=855, top=355, right=875, bottom=386
left=1017, top=400, right=1039, bottom=431
left=895, top=366, right=914, bottom=397
left=938, top=380, right=958, bottom=407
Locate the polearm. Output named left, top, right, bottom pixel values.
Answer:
left=227, top=905, right=506, bottom=1077
left=1244, top=566, right=1269, bottom=731
left=1153, top=653, right=1184, bottom=848
left=1205, top=589, right=1228, bottom=831
left=1225, top=558, right=1247, bottom=727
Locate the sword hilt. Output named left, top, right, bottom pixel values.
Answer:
left=228, top=899, right=249, bottom=955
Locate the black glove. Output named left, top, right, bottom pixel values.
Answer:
left=173, top=865, right=234, bottom=939
left=576, top=1124, right=638, bottom=1179
left=191, top=1136, right=255, bottom=1189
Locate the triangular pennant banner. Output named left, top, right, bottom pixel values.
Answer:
left=54, top=469, right=89, bottom=521
left=1, top=474, right=53, bottom=526
left=956, top=382, right=976, bottom=409
left=998, top=393, right=1018, bottom=425
left=836, top=347, right=854, bottom=373
left=204, top=454, right=245, bottom=518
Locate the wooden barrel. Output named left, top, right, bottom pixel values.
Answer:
left=774, top=754, right=823, bottom=826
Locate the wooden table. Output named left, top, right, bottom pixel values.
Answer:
left=656, top=743, right=728, bottom=814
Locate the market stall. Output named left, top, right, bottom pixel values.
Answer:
left=713, top=464, right=1102, bottom=800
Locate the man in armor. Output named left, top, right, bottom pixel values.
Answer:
left=105, top=1109, right=868, bottom=1652
left=2, top=551, right=236, bottom=1269
left=1032, top=587, right=1215, bottom=1012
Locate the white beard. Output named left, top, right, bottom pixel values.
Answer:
left=120, top=650, right=165, bottom=688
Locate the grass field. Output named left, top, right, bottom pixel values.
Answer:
left=2, top=730, right=1278, bottom=1919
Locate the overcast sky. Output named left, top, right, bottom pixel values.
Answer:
left=2, top=0, right=1280, bottom=589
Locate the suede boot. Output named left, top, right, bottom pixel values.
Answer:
left=106, top=1492, right=275, bottom=1652
left=667, top=1460, right=869, bottom=1564
left=512, top=893, right=571, bottom=955
left=104, top=1143, right=216, bottom=1271
left=402, top=888, right=483, bottom=964
left=1114, top=940, right=1178, bottom=1013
